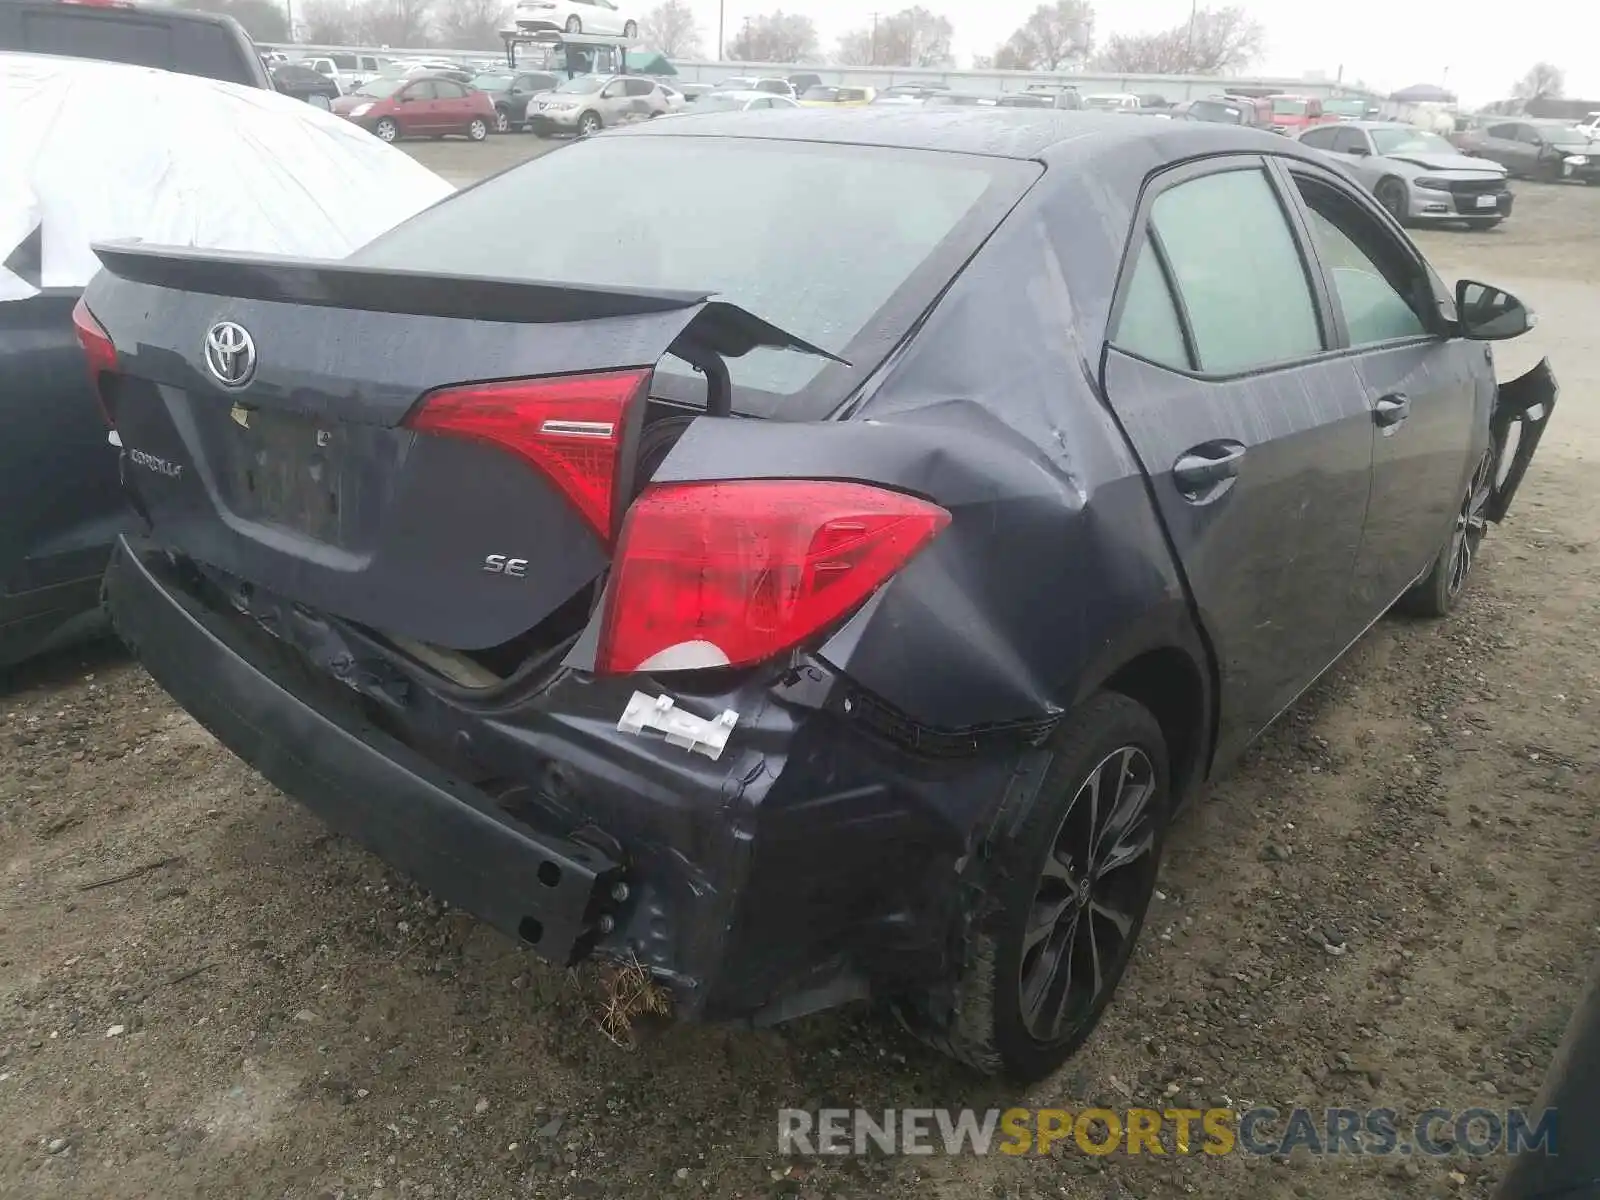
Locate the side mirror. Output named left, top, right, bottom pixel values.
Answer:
left=1455, top=280, right=1535, bottom=341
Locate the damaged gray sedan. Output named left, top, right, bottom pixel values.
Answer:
left=78, top=110, right=1556, bottom=1081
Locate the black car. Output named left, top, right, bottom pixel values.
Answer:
left=83, top=111, right=1556, bottom=1081
left=269, top=61, right=339, bottom=109
left=470, top=68, right=559, bottom=132
left=0, top=0, right=270, bottom=667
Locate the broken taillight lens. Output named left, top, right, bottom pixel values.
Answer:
left=405, top=368, right=649, bottom=541
left=596, top=480, right=950, bottom=675
left=71, top=297, right=118, bottom=425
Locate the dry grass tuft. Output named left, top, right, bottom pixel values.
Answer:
left=596, top=956, right=672, bottom=1048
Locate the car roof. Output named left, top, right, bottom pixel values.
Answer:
left=616, top=106, right=1313, bottom=165
left=1335, top=120, right=1417, bottom=130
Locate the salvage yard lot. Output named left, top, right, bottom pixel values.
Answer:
left=2, top=137, right=1598, bottom=1200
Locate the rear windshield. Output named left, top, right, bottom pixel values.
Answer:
left=353, top=137, right=1040, bottom=416
left=801, top=86, right=838, bottom=101
left=8, top=8, right=257, bottom=85
left=1190, top=100, right=1243, bottom=122
left=556, top=74, right=606, bottom=93
left=1271, top=98, right=1310, bottom=115
left=354, top=77, right=405, bottom=98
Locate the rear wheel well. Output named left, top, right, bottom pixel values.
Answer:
left=1101, top=648, right=1207, bottom=801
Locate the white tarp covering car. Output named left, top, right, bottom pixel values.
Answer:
left=0, top=52, right=454, bottom=302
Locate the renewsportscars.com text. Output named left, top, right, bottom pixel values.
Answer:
left=778, top=1107, right=1558, bottom=1158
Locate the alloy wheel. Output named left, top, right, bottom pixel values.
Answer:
left=1448, top=453, right=1495, bottom=600
left=1018, top=746, right=1159, bottom=1042
left=495, top=108, right=509, bottom=133
left=376, top=119, right=397, bottom=142
left=1377, top=180, right=1407, bottom=220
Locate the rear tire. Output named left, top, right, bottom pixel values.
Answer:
left=894, top=693, right=1171, bottom=1081
left=467, top=117, right=488, bottom=141
left=1375, top=177, right=1409, bottom=223
left=1398, top=450, right=1494, bottom=618
left=374, top=117, right=399, bottom=142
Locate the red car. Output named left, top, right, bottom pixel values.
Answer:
left=332, top=75, right=494, bottom=143
left=1266, top=94, right=1330, bottom=136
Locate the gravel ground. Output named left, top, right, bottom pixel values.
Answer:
left=2, top=137, right=1598, bottom=1200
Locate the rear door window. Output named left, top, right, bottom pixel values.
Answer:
left=624, top=78, right=654, bottom=97
left=435, top=81, right=467, bottom=98
left=1148, top=167, right=1323, bottom=374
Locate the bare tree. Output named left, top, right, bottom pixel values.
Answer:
left=299, top=0, right=361, bottom=42
left=1094, top=6, right=1261, bottom=74
left=726, top=11, right=818, bottom=63
left=835, top=6, right=953, bottom=67
left=1183, top=6, right=1262, bottom=73
left=640, top=0, right=702, bottom=57
left=176, top=0, right=289, bottom=41
left=1513, top=62, right=1565, bottom=101
left=358, top=0, right=435, bottom=47
left=434, top=0, right=504, bottom=48
left=988, top=0, right=1093, bottom=72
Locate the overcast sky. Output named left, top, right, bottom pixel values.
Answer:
left=684, top=0, right=1598, bottom=106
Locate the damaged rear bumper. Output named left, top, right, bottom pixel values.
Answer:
left=105, top=537, right=1013, bottom=1023
left=105, top=538, right=627, bottom=966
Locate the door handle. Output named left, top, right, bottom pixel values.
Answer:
left=1173, top=442, right=1248, bottom=496
left=1374, top=393, right=1411, bottom=428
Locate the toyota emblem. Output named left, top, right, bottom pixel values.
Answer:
left=204, top=321, right=256, bottom=388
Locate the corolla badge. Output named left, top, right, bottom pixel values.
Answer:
left=204, top=321, right=256, bottom=388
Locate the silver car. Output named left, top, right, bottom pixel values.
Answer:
left=1297, top=120, right=1512, bottom=228
left=524, top=73, right=668, bottom=136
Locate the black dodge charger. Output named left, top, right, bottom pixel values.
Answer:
left=77, top=110, right=1557, bottom=1081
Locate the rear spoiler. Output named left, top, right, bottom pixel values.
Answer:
left=88, top=241, right=848, bottom=366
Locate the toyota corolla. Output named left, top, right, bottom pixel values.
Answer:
left=77, top=110, right=1556, bottom=1081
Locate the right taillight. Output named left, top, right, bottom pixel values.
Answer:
left=596, top=479, right=950, bottom=675
left=71, top=297, right=118, bottom=425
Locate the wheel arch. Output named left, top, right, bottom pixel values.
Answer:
left=1069, top=602, right=1217, bottom=806
left=1099, top=645, right=1210, bottom=805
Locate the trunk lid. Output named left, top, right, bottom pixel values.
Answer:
left=85, top=243, right=837, bottom=653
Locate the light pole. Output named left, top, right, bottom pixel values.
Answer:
left=717, top=0, right=724, bottom=62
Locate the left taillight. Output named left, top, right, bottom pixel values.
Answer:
left=404, top=368, right=650, bottom=542
left=595, top=479, right=951, bottom=675
left=71, top=297, right=118, bottom=425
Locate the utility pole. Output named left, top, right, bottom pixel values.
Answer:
left=1185, top=0, right=1197, bottom=65
left=870, top=11, right=879, bottom=65
left=717, top=0, right=724, bottom=62
left=284, top=0, right=294, bottom=41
